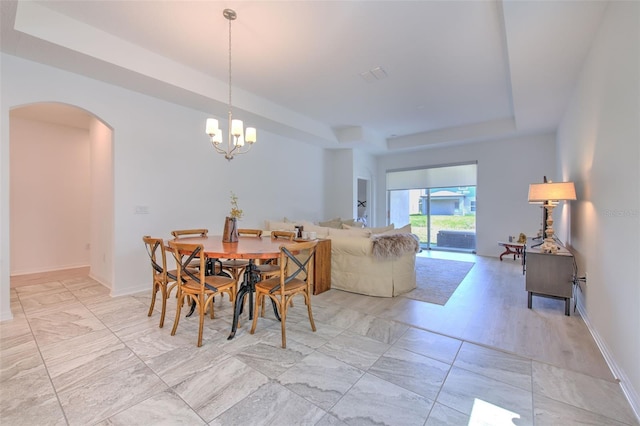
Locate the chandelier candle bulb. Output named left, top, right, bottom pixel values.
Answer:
left=231, top=119, right=243, bottom=137
left=245, top=127, right=257, bottom=143
left=206, top=118, right=218, bottom=136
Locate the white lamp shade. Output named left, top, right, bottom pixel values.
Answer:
left=245, top=127, right=257, bottom=143
left=528, top=182, right=577, bottom=202
left=206, top=118, right=218, bottom=135
left=231, top=119, right=243, bottom=137
left=235, top=135, right=245, bottom=147
left=212, top=130, right=222, bottom=144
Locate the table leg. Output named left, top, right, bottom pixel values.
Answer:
left=228, top=262, right=253, bottom=340
left=228, top=260, right=282, bottom=340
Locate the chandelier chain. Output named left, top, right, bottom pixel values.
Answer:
left=228, top=12, right=233, bottom=119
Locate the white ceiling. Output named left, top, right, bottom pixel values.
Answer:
left=1, top=0, right=608, bottom=154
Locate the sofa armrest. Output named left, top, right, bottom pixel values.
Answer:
left=328, top=236, right=372, bottom=255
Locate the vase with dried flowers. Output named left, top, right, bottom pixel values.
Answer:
left=223, top=192, right=242, bottom=242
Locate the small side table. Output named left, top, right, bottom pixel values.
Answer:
left=498, top=241, right=526, bottom=275
left=498, top=241, right=525, bottom=261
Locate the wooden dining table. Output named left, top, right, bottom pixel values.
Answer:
left=170, top=235, right=295, bottom=340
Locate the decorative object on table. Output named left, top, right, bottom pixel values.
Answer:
left=528, top=180, right=576, bottom=254
left=222, top=192, right=242, bottom=242
left=205, top=9, right=257, bottom=161
left=517, top=233, right=527, bottom=244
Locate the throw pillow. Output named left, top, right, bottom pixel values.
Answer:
left=369, top=224, right=395, bottom=234
left=382, top=223, right=412, bottom=234
left=265, top=220, right=295, bottom=231
left=341, top=219, right=364, bottom=228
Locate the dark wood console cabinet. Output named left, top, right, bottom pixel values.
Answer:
left=313, top=239, right=331, bottom=295
left=525, top=243, right=574, bottom=315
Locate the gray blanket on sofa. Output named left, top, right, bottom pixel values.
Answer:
left=371, top=233, right=420, bottom=260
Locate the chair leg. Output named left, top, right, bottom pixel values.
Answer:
left=305, top=293, right=316, bottom=332
left=250, top=292, right=262, bottom=335
left=209, top=294, right=215, bottom=319
left=171, top=292, right=184, bottom=336
left=148, top=282, right=158, bottom=317
left=280, top=297, right=288, bottom=348
left=197, top=296, right=205, bottom=347
left=158, top=284, right=167, bottom=328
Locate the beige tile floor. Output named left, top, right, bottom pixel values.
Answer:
left=1, top=252, right=638, bottom=425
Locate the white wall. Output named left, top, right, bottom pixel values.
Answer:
left=324, top=149, right=354, bottom=220
left=556, top=0, right=639, bottom=415
left=375, top=133, right=557, bottom=256
left=9, top=116, right=91, bottom=274
left=1, top=53, right=326, bottom=320
left=89, top=117, right=113, bottom=288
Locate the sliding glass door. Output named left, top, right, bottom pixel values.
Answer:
left=387, top=164, right=477, bottom=252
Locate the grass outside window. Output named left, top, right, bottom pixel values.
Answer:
left=410, top=214, right=476, bottom=245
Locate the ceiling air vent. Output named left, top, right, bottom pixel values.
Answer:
left=359, top=66, right=388, bottom=83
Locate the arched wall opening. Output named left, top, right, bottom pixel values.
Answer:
left=9, top=102, right=114, bottom=289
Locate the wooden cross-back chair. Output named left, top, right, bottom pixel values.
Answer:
left=142, top=236, right=178, bottom=328
left=250, top=240, right=318, bottom=348
left=171, top=228, right=208, bottom=239
left=221, top=229, right=263, bottom=281
left=257, top=230, right=296, bottom=279
left=169, top=241, right=237, bottom=347
left=171, top=228, right=226, bottom=277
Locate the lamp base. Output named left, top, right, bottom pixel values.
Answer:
left=539, top=238, right=559, bottom=254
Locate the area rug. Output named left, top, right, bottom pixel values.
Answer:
left=402, top=257, right=475, bottom=305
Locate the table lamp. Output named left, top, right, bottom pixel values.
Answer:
left=528, top=181, right=576, bottom=253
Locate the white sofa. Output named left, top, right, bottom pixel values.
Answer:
left=265, top=220, right=418, bottom=297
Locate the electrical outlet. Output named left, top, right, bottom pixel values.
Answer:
left=134, top=205, right=149, bottom=214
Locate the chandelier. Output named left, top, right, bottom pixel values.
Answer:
left=205, top=8, right=256, bottom=161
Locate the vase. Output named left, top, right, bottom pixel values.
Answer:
left=223, top=217, right=239, bottom=242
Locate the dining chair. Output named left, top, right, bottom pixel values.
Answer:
left=142, top=236, right=178, bottom=328
left=221, top=228, right=263, bottom=281
left=255, top=230, right=297, bottom=314
left=169, top=241, right=237, bottom=347
left=250, top=240, right=318, bottom=348
left=257, top=230, right=296, bottom=277
left=171, top=228, right=225, bottom=277
left=171, top=228, right=208, bottom=239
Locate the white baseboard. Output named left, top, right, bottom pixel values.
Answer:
left=0, top=309, right=14, bottom=322
left=576, top=294, right=640, bottom=422
left=11, top=264, right=89, bottom=276
left=108, top=281, right=147, bottom=297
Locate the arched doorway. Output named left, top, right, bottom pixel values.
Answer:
left=9, top=102, right=114, bottom=290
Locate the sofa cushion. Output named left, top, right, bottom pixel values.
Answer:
left=329, top=227, right=372, bottom=238
left=319, top=219, right=342, bottom=229
left=341, top=221, right=365, bottom=229
left=329, top=236, right=372, bottom=255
